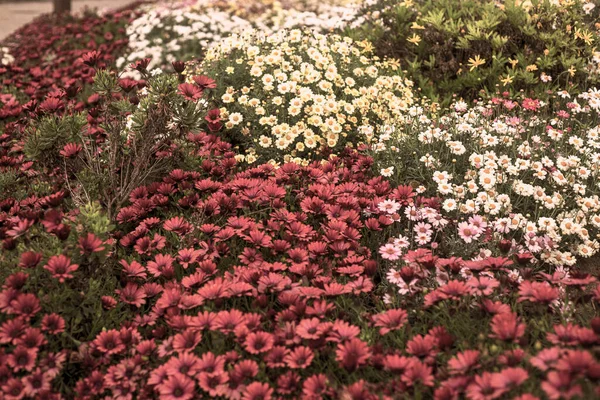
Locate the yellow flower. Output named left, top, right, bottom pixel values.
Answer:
left=358, top=40, right=374, bottom=53
left=407, top=34, right=421, bottom=45
left=568, top=65, right=577, bottom=76
left=526, top=64, right=538, bottom=72
left=575, top=28, right=594, bottom=46
left=500, top=74, right=514, bottom=86
left=411, top=22, right=425, bottom=30
left=467, top=55, right=486, bottom=71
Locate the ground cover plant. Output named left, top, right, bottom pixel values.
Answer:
left=0, top=0, right=599, bottom=398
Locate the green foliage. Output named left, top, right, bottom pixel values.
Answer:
left=78, top=201, right=115, bottom=237
left=25, top=67, right=207, bottom=219
left=344, top=0, right=600, bottom=104
left=23, top=113, right=86, bottom=164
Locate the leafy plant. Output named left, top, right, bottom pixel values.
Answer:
left=344, top=0, right=600, bottom=104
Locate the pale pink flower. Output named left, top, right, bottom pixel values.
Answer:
left=380, top=244, right=402, bottom=260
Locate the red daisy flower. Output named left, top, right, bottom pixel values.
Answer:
left=0, top=319, right=27, bottom=344
left=518, top=281, right=559, bottom=304
left=78, top=233, right=105, bottom=254
left=198, top=371, right=228, bottom=397
left=2, top=377, right=25, bottom=400
left=93, top=330, right=125, bottom=355
left=157, top=373, right=196, bottom=400
left=193, top=75, right=217, bottom=90
left=406, top=334, right=438, bottom=363
left=17, top=327, right=46, bottom=348
left=19, top=251, right=42, bottom=269
left=336, top=338, right=371, bottom=371
left=467, top=276, right=499, bottom=296
left=466, top=372, right=506, bottom=400
left=164, top=217, right=194, bottom=236
left=173, top=329, right=202, bottom=353
left=491, top=367, right=528, bottom=391
left=448, top=350, right=480, bottom=375
left=8, top=346, right=37, bottom=372
left=264, top=346, right=288, bottom=368
left=165, top=352, right=202, bottom=377
left=244, top=332, right=274, bottom=355
left=178, top=83, right=203, bottom=101
left=117, top=283, right=147, bottom=308
left=489, top=312, right=525, bottom=342
left=10, top=293, right=41, bottom=318
left=402, top=359, right=434, bottom=387
left=296, top=318, right=323, bottom=340
left=541, top=371, right=582, bottom=400
left=232, top=359, right=259, bottom=380
left=23, top=368, right=52, bottom=396
left=205, top=108, right=222, bottom=132
left=284, top=346, right=314, bottom=369
left=302, top=374, right=331, bottom=399
left=81, top=50, right=101, bottom=67
left=43, top=255, right=79, bottom=283
left=147, top=254, right=175, bottom=278
left=119, top=259, right=147, bottom=279
left=372, top=308, right=408, bottom=335
left=59, top=143, right=82, bottom=158
left=243, top=382, right=273, bottom=400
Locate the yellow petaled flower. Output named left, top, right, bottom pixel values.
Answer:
left=407, top=34, right=421, bottom=45
left=410, top=22, right=425, bottom=30
left=500, top=74, right=514, bottom=86
left=508, top=58, right=519, bottom=69
left=358, top=40, right=373, bottom=53
left=526, top=64, right=538, bottom=72
left=568, top=65, right=577, bottom=76
left=575, top=28, right=594, bottom=46
left=467, top=55, right=486, bottom=71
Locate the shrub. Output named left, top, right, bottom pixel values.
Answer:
left=199, top=29, right=414, bottom=165
left=24, top=59, right=207, bottom=219
left=344, top=0, right=600, bottom=104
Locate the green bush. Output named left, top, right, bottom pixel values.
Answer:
left=344, top=0, right=600, bottom=104
left=24, top=64, right=207, bottom=219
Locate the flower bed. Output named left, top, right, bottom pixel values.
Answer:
left=0, top=1, right=598, bottom=398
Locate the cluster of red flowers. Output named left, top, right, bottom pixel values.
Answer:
left=73, top=140, right=393, bottom=398
left=0, top=4, right=141, bottom=192
left=0, top=5, right=139, bottom=118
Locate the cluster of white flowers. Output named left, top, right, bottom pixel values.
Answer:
left=374, top=90, right=600, bottom=266
left=0, top=47, right=14, bottom=66
left=200, top=28, right=414, bottom=165
left=117, top=0, right=363, bottom=73
left=117, top=6, right=254, bottom=72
